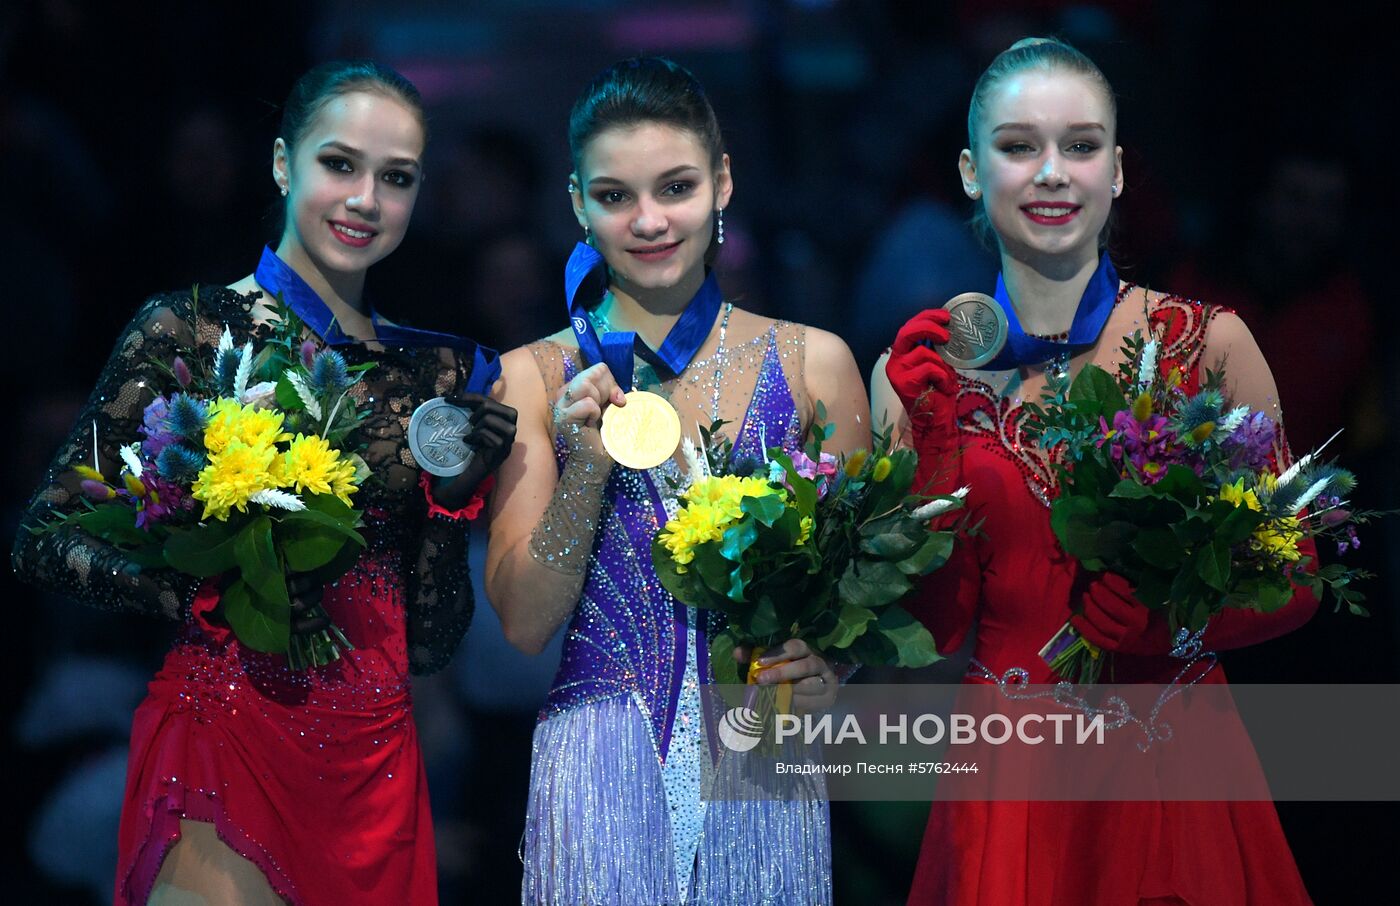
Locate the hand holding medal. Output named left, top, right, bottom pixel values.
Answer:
left=410, top=392, right=518, bottom=505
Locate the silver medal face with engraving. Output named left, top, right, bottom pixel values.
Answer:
left=940, top=292, right=1009, bottom=369
left=408, top=397, right=476, bottom=477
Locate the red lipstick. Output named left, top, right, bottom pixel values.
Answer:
left=1020, top=202, right=1081, bottom=226
left=329, top=220, right=377, bottom=248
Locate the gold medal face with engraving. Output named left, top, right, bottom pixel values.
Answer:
left=940, top=292, right=1009, bottom=369
left=600, top=390, right=682, bottom=470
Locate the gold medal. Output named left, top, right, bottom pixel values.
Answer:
left=600, top=390, right=682, bottom=470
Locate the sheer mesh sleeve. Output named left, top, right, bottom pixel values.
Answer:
left=12, top=293, right=202, bottom=621
left=403, top=347, right=477, bottom=675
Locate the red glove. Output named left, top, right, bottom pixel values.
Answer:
left=1069, top=570, right=1156, bottom=654
left=886, top=309, right=960, bottom=494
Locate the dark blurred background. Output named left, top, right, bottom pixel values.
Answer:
left=3, top=1, right=1394, bottom=903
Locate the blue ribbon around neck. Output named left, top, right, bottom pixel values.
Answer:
left=983, top=252, right=1121, bottom=371
left=255, top=246, right=500, bottom=392
left=564, top=242, right=722, bottom=392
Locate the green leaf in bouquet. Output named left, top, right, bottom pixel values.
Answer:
left=709, top=627, right=743, bottom=685
left=767, top=453, right=816, bottom=514
left=275, top=376, right=305, bottom=411
left=278, top=507, right=366, bottom=548
left=1214, top=499, right=1264, bottom=547
left=858, top=513, right=922, bottom=560
left=768, top=506, right=805, bottom=549
left=1131, top=526, right=1186, bottom=570
left=720, top=517, right=759, bottom=562
left=234, top=516, right=291, bottom=609
left=1068, top=363, right=1123, bottom=418
left=815, top=603, right=877, bottom=651
left=220, top=577, right=290, bottom=653
left=1153, top=465, right=1210, bottom=502
left=838, top=559, right=913, bottom=610
left=886, top=449, right=917, bottom=498
left=1132, top=566, right=1173, bottom=609
left=1170, top=514, right=1213, bottom=548
left=741, top=493, right=787, bottom=527
left=1096, top=520, right=1140, bottom=564
left=299, top=532, right=365, bottom=587
left=1194, top=539, right=1232, bottom=592
left=726, top=560, right=754, bottom=602
left=1050, top=496, right=1107, bottom=568
left=898, top=530, right=956, bottom=576
left=1184, top=595, right=1213, bottom=635
left=693, top=544, right=737, bottom=601
left=1168, top=568, right=1209, bottom=629
left=73, top=504, right=158, bottom=548
left=875, top=606, right=941, bottom=668
left=126, top=545, right=173, bottom=570
left=1225, top=575, right=1293, bottom=615
left=1107, top=478, right=1158, bottom=500
left=279, top=519, right=356, bottom=572
left=163, top=519, right=241, bottom=577
left=750, top=595, right=782, bottom=638
left=651, top=537, right=703, bottom=607
left=847, top=629, right=896, bottom=665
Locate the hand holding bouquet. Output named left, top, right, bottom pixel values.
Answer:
left=1024, top=334, right=1376, bottom=683
left=36, top=292, right=373, bottom=668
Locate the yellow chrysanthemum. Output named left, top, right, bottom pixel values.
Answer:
left=1254, top=516, right=1303, bottom=562
left=203, top=399, right=291, bottom=455
left=682, top=475, right=777, bottom=523
left=276, top=434, right=358, bottom=506
left=192, top=440, right=279, bottom=521
left=1218, top=478, right=1261, bottom=512
left=658, top=503, right=729, bottom=565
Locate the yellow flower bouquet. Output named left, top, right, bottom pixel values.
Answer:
left=37, top=295, right=372, bottom=668
left=652, top=406, right=970, bottom=685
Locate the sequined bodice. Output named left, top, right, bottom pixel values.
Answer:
left=528, top=322, right=807, bottom=758
left=937, top=291, right=1229, bottom=682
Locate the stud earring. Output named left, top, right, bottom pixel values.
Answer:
left=280, top=185, right=288, bottom=197
left=716, top=207, right=725, bottom=245
left=1111, top=183, right=1119, bottom=196
left=968, top=186, right=981, bottom=199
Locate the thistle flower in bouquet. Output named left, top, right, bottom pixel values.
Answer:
left=1022, top=332, right=1379, bottom=683
left=652, top=402, right=970, bottom=686
left=32, top=289, right=377, bottom=669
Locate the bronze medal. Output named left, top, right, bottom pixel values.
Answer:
left=939, top=292, right=1009, bottom=370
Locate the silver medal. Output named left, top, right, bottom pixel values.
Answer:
left=939, top=292, right=1009, bottom=370
left=408, top=398, right=476, bottom=477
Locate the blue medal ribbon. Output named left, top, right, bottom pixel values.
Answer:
left=255, top=246, right=500, bottom=392
left=983, top=252, right=1121, bottom=371
left=564, top=242, right=722, bottom=391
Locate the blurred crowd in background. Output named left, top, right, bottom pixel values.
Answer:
left=3, top=1, right=1393, bottom=903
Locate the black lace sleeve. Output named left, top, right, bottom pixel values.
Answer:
left=402, top=348, right=478, bottom=675
left=12, top=292, right=202, bottom=621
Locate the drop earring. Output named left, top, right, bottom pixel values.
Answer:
left=716, top=207, right=725, bottom=245
left=280, top=185, right=288, bottom=197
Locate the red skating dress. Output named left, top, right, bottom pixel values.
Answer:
left=13, top=287, right=486, bottom=905
left=903, top=289, right=1317, bottom=905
